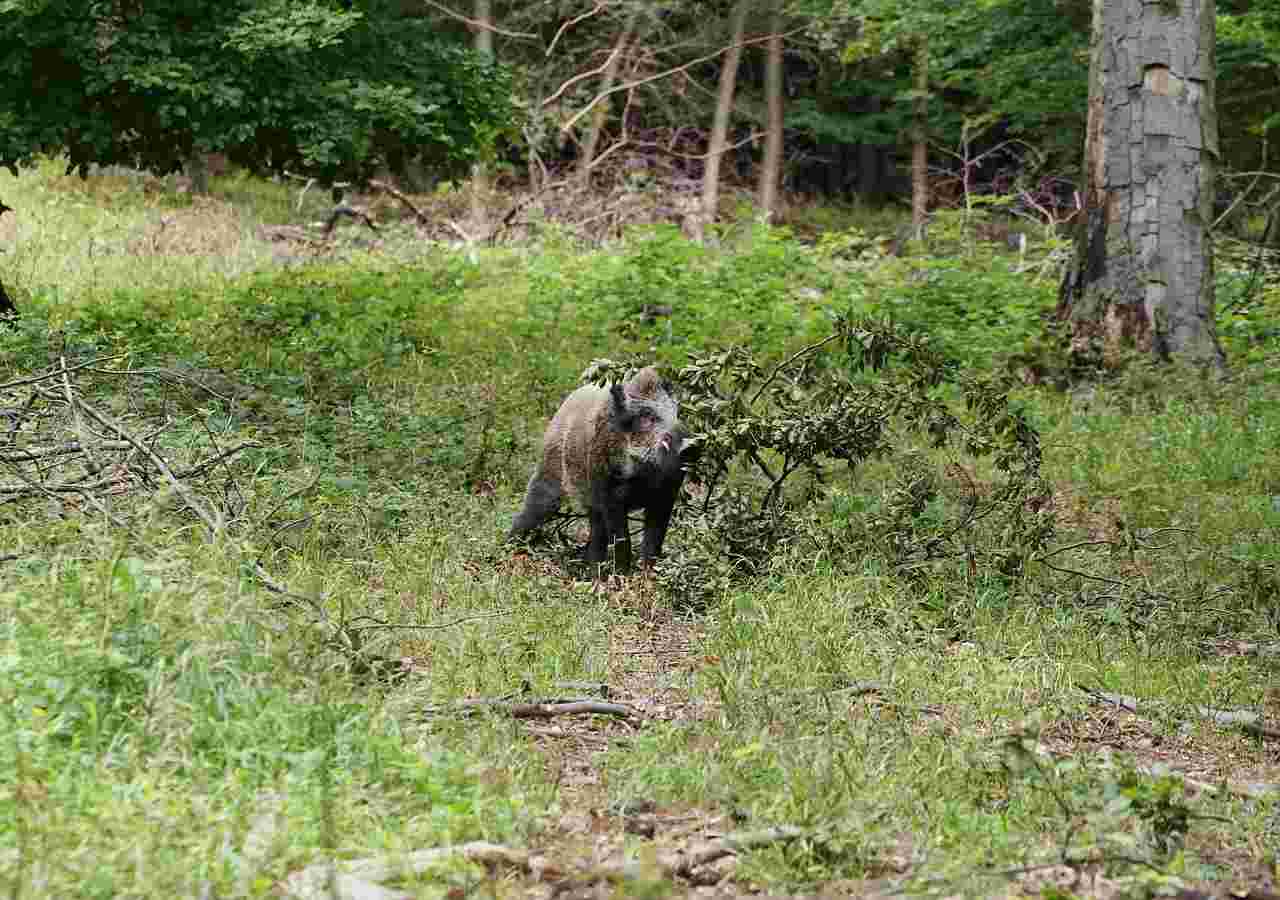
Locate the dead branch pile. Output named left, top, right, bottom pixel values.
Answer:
left=0, top=355, right=257, bottom=529
left=367, top=148, right=735, bottom=248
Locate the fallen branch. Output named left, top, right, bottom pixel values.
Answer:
left=445, top=219, right=475, bottom=243
left=827, top=681, right=890, bottom=698
left=0, top=353, right=127, bottom=391
left=432, top=698, right=641, bottom=720
left=489, top=179, right=573, bottom=243
left=67, top=382, right=223, bottom=535
left=344, top=610, right=513, bottom=634
left=553, top=680, right=611, bottom=697
left=0, top=440, right=133, bottom=462
left=1085, top=688, right=1280, bottom=741
left=0, top=474, right=129, bottom=495
left=1129, top=764, right=1278, bottom=801
left=368, top=179, right=431, bottom=228
left=257, top=224, right=330, bottom=248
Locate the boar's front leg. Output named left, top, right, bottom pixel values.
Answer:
left=585, top=503, right=610, bottom=564
left=586, top=481, right=634, bottom=572
left=606, top=500, right=633, bottom=573
left=639, top=481, right=680, bottom=564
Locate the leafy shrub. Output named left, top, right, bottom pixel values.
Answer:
left=213, top=265, right=460, bottom=378
left=1217, top=264, right=1280, bottom=367
left=632, top=317, right=1055, bottom=607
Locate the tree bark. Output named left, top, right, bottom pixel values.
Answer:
left=575, top=8, right=640, bottom=190
left=699, top=0, right=750, bottom=242
left=910, top=34, right=929, bottom=239
left=1057, top=0, right=1226, bottom=370
left=758, top=0, right=784, bottom=221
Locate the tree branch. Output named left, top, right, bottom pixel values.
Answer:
left=629, top=130, right=765, bottom=162
left=750, top=332, right=841, bottom=406
left=546, top=1, right=609, bottom=58
left=551, top=28, right=807, bottom=135
left=418, top=0, right=536, bottom=39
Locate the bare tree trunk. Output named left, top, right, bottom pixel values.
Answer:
left=469, top=0, right=494, bottom=237
left=910, top=35, right=929, bottom=239
left=699, top=0, right=750, bottom=242
left=757, top=0, right=784, bottom=221
left=1057, top=0, right=1225, bottom=370
left=576, top=9, right=640, bottom=190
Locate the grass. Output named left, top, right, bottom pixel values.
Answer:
left=1, top=160, right=1278, bottom=898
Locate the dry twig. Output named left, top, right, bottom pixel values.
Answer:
left=428, top=698, right=641, bottom=720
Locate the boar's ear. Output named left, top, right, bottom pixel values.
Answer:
left=608, top=383, right=635, bottom=430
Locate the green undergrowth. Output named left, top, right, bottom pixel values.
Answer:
left=3, top=545, right=549, bottom=897
left=2, top=170, right=1279, bottom=896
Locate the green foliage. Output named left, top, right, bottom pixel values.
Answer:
left=934, top=0, right=1089, bottom=168
left=1104, top=769, right=1193, bottom=856
left=1219, top=4, right=1280, bottom=145
left=817, top=212, right=1062, bottom=371
left=2, top=552, right=538, bottom=895
left=867, top=258, right=1052, bottom=368
left=0, top=0, right=515, bottom=180
left=3, top=161, right=1280, bottom=895
left=528, top=224, right=835, bottom=359
left=220, top=267, right=442, bottom=373
left=1217, top=261, right=1280, bottom=368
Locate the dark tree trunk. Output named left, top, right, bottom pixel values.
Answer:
left=856, top=97, right=883, bottom=200
left=1057, top=0, right=1225, bottom=371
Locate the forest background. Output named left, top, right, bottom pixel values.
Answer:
left=2, top=1, right=1280, bottom=899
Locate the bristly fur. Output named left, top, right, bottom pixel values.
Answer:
left=509, top=366, right=690, bottom=572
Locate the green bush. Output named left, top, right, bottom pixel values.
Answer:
left=634, top=318, right=1054, bottom=608
left=851, top=256, right=1057, bottom=369
left=527, top=224, right=834, bottom=363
